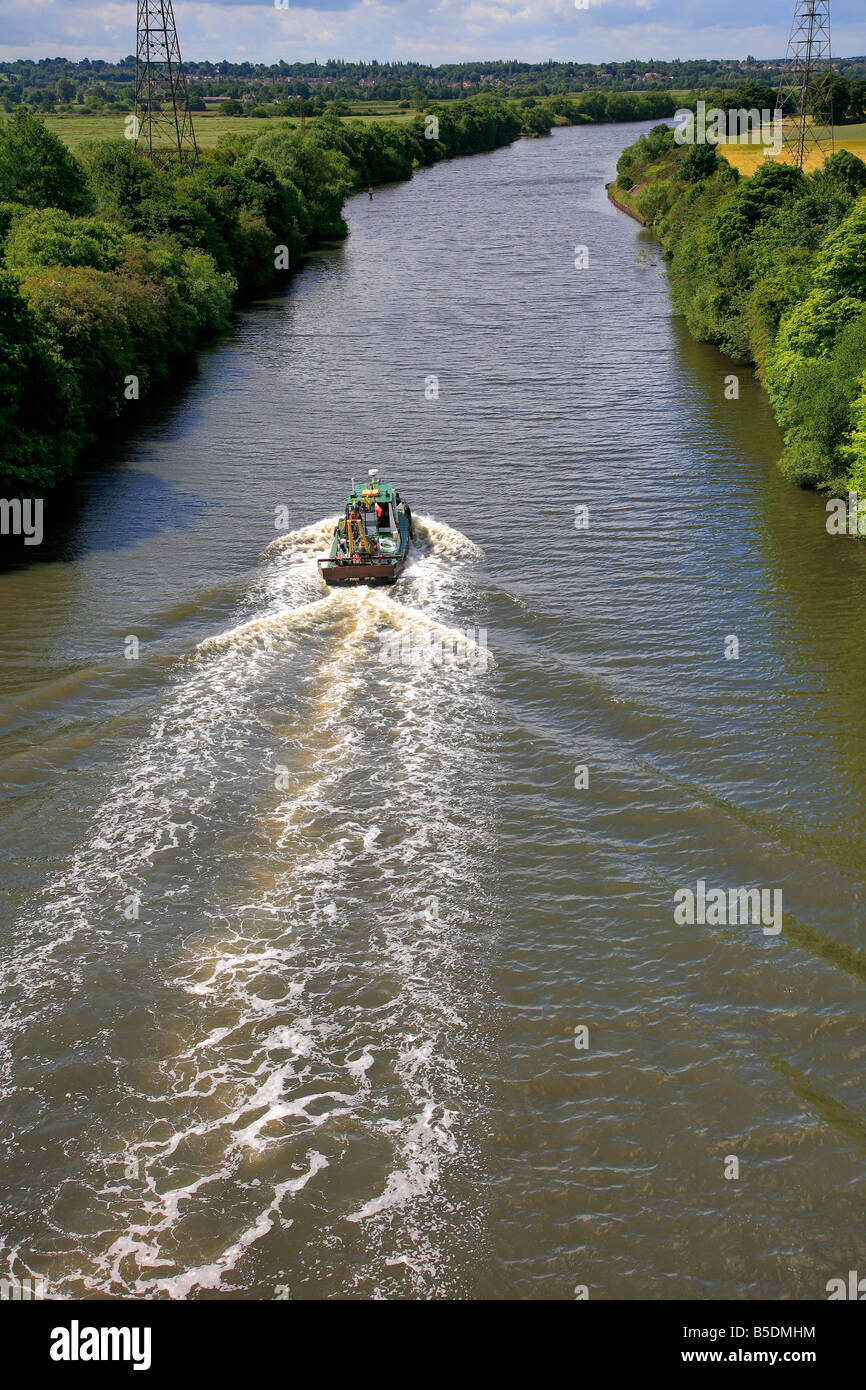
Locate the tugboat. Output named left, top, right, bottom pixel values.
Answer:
left=318, top=470, right=414, bottom=587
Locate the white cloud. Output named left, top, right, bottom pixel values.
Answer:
left=0, top=0, right=862, bottom=65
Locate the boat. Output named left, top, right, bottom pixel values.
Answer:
left=318, top=470, right=414, bottom=587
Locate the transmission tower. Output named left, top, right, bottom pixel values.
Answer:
left=134, top=0, right=198, bottom=169
left=776, top=0, right=834, bottom=168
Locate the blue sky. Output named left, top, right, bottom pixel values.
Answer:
left=0, top=0, right=862, bottom=66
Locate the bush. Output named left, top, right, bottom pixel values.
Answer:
left=636, top=181, right=671, bottom=224
left=5, top=207, right=126, bottom=271
left=681, top=143, right=718, bottom=183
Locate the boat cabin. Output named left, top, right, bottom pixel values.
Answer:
left=320, top=472, right=412, bottom=587
left=336, top=479, right=403, bottom=559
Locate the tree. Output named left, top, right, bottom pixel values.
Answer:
left=252, top=128, right=354, bottom=238
left=815, top=74, right=851, bottom=124
left=5, top=208, right=126, bottom=272
left=811, top=197, right=866, bottom=298
left=0, top=270, right=79, bottom=489
left=681, top=143, right=718, bottom=182
left=777, top=309, right=866, bottom=487
left=0, top=109, right=91, bottom=213
left=840, top=369, right=866, bottom=490
left=817, top=149, right=866, bottom=200
left=79, top=138, right=162, bottom=221
left=719, top=81, right=777, bottom=115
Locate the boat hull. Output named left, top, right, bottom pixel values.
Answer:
left=318, top=557, right=407, bottom=587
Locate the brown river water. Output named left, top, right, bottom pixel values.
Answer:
left=1, top=121, right=866, bottom=1300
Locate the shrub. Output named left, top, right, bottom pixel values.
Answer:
left=5, top=207, right=126, bottom=271
left=681, top=143, right=718, bottom=183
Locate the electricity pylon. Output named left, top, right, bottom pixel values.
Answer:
left=134, top=0, right=198, bottom=169
left=776, top=0, right=834, bottom=168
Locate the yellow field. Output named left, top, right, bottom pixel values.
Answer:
left=720, top=123, right=866, bottom=175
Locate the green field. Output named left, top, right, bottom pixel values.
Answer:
left=39, top=106, right=418, bottom=151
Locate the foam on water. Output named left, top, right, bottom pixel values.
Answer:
left=0, top=513, right=498, bottom=1299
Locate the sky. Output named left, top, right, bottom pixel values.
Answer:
left=0, top=0, right=862, bottom=68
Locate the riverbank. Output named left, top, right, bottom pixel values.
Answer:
left=4, top=122, right=866, bottom=1299
left=608, top=124, right=866, bottom=497
left=1, top=95, right=699, bottom=502
left=605, top=181, right=649, bottom=225
left=0, top=100, right=533, bottom=497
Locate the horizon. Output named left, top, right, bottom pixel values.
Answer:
left=3, top=51, right=866, bottom=68
left=0, top=1, right=862, bottom=68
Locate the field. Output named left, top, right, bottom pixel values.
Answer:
left=719, top=122, right=866, bottom=174
left=40, top=106, right=418, bottom=152
left=35, top=108, right=866, bottom=171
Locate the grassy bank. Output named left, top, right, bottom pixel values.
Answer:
left=611, top=124, right=866, bottom=496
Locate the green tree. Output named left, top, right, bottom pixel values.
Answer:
left=840, top=370, right=866, bottom=491
left=681, top=143, right=718, bottom=183
left=79, top=137, right=163, bottom=221
left=5, top=207, right=126, bottom=272
left=811, top=196, right=866, bottom=298
left=777, top=309, right=866, bottom=487
left=252, top=128, right=353, bottom=238
left=0, top=269, right=79, bottom=489
left=0, top=109, right=91, bottom=213
left=816, top=149, right=866, bottom=199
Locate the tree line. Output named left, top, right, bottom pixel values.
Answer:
left=0, top=96, right=583, bottom=492
left=4, top=55, right=866, bottom=113
left=614, top=126, right=866, bottom=496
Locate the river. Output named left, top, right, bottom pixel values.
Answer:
left=2, top=120, right=866, bottom=1301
